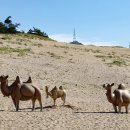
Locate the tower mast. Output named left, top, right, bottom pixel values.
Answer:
left=73, top=28, right=76, bottom=42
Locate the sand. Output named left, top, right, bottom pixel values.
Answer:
left=0, top=34, right=130, bottom=129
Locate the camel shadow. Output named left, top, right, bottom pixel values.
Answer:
left=19, top=104, right=76, bottom=111
left=9, top=104, right=79, bottom=112
left=74, top=111, right=123, bottom=114
left=15, top=105, right=57, bottom=111
left=0, top=110, right=4, bottom=112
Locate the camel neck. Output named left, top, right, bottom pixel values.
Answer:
left=106, top=89, right=114, bottom=103
left=45, top=87, right=52, bottom=98
left=1, top=81, right=10, bottom=96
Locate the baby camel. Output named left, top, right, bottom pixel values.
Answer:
left=45, top=86, right=66, bottom=106
left=103, top=83, right=130, bottom=113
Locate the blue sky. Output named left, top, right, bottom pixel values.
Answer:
left=0, top=0, right=130, bottom=47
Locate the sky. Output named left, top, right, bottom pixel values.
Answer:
left=0, top=0, right=130, bottom=47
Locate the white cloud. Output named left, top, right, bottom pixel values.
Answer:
left=82, top=41, right=120, bottom=46
left=50, top=34, right=72, bottom=43
left=50, top=33, right=121, bottom=47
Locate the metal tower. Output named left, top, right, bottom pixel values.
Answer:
left=73, top=28, right=76, bottom=42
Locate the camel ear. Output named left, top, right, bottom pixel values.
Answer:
left=103, top=84, right=106, bottom=88
left=111, top=83, right=114, bottom=86
left=5, top=75, right=9, bottom=79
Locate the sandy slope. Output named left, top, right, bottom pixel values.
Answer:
left=0, top=34, right=130, bottom=129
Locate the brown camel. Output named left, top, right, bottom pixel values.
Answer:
left=103, top=83, right=130, bottom=113
left=0, top=75, right=42, bottom=111
left=45, top=86, right=66, bottom=106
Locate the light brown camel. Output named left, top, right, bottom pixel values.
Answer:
left=0, top=75, right=42, bottom=111
left=45, top=86, right=66, bottom=106
left=103, top=83, right=130, bottom=113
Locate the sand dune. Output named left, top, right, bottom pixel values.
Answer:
left=0, top=34, right=130, bottom=129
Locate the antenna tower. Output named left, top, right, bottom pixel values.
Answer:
left=73, top=28, right=76, bottom=42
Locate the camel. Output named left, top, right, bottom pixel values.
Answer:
left=103, top=83, right=130, bottom=113
left=0, top=75, right=42, bottom=111
left=45, top=86, right=66, bottom=106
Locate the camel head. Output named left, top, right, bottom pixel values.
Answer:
left=45, top=86, right=58, bottom=98
left=0, top=75, right=9, bottom=83
left=103, top=83, right=114, bottom=90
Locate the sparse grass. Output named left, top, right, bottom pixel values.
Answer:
left=47, top=51, right=63, bottom=59
left=64, top=51, right=68, bottom=54
left=53, top=44, right=69, bottom=49
left=53, top=44, right=102, bottom=54
left=68, top=58, right=75, bottom=63
left=16, top=33, right=55, bottom=41
left=33, top=43, right=43, bottom=47
left=0, top=41, right=3, bottom=44
left=0, top=35, right=12, bottom=40
left=95, top=54, right=128, bottom=66
left=108, top=58, right=126, bottom=66
left=84, top=48, right=102, bottom=53
left=112, top=46, right=124, bottom=48
left=7, top=38, right=43, bottom=47
left=0, top=47, right=31, bottom=56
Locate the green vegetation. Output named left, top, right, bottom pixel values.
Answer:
left=84, top=48, right=101, bottom=53
left=0, top=16, right=51, bottom=40
left=0, top=47, right=31, bottom=56
left=47, top=51, right=63, bottom=59
left=0, top=16, right=20, bottom=34
left=95, top=54, right=127, bottom=66
left=109, top=58, right=126, bottom=66
left=27, top=27, right=48, bottom=38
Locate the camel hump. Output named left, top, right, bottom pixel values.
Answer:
left=23, top=76, right=32, bottom=83
left=59, top=86, right=63, bottom=90
left=20, top=84, right=35, bottom=97
left=53, top=86, right=58, bottom=90
left=15, top=76, right=21, bottom=84
left=118, top=84, right=126, bottom=90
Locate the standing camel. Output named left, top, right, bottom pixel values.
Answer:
left=0, top=75, right=42, bottom=111
left=45, top=86, right=66, bottom=106
left=103, top=83, right=130, bottom=113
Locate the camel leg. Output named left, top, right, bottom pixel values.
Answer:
left=118, top=104, right=122, bottom=114
left=125, top=105, right=129, bottom=114
left=32, top=98, right=36, bottom=111
left=113, top=104, right=117, bottom=113
left=12, top=99, right=16, bottom=109
left=61, top=96, right=66, bottom=106
left=37, top=98, right=42, bottom=111
left=15, top=99, right=19, bottom=112
left=53, top=99, right=56, bottom=106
